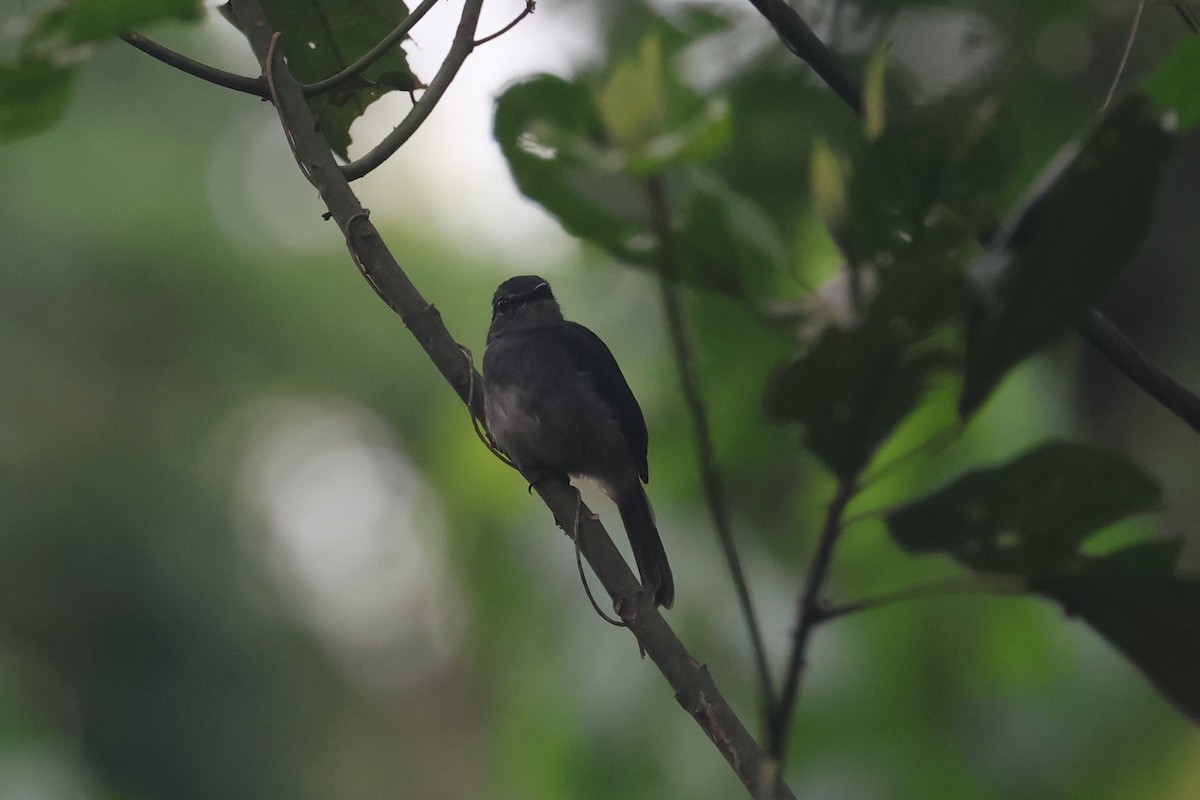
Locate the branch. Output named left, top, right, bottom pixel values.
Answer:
left=340, top=0, right=483, bottom=181
left=1102, top=0, right=1148, bottom=112
left=227, top=1, right=794, bottom=795
left=1169, top=0, right=1200, bottom=33
left=119, top=32, right=267, bottom=97
left=767, top=476, right=856, bottom=759
left=742, top=0, right=862, bottom=114
left=645, top=178, right=776, bottom=713
left=821, top=574, right=1027, bottom=622
left=1078, top=309, right=1200, bottom=434
left=301, top=0, right=440, bottom=98
left=475, top=0, right=536, bottom=46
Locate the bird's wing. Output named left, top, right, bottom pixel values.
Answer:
left=561, top=321, right=650, bottom=483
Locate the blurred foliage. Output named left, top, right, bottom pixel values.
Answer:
left=0, top=0, right=202, bottom=137
left=2, top=0, right=1200, bottom=799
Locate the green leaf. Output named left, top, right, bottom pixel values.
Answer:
left=959, top=97, right=1175, bottom=416
left=1034, top=542, right=1200, bottom=725
left=625, top=96, right=731, bottom=176
left=0, top=60, right=74, bottom=140
left=494, top=75, right=771, bottom=295
left=257, top=0, right=422, bottom=160
left=596, top=34, right=666, bottom=150
left=35, top=0, right=202, bottom=41
left=1144, top=37, right=1200, bottom=132
left=838, top=96, right=1020, bottom=265
left=494, top=74, right=652, bottom=266
left=671, top=169, right=790, bottom=295
left=887, top=440, right=1161, bottom=574
left=862, top=43, right=890, bottom=141
left=886, top=443, right=1200, bottom=723
left=810, top=139, right=848, bottom=234
left=0, top=0, right=202, bottom=140
left=766, top=249, right=968, bottom=478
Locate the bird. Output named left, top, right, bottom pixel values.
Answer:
left=482, top=275, right=674, bottom=609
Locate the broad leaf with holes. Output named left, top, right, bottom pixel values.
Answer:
left=887, top=441, right=1200, bottom=723
left=255, top=0, right=422, bottom=159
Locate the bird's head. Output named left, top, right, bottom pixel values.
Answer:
left=488, top=275, right=564, bottom=339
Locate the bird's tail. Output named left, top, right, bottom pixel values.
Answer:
left=617, top=485, right=674, bottom=609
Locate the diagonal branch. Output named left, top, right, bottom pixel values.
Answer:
left=119, top=32, right=266, bottom=96
left=742, top=0, right=862, bottom=113
left=1169, top=0, right=1200, bottom=33
left=227, top=0, right=794, bottom=795
left=301, top=0, right=440, bottom=97
left=339, top=0, right=483, bottom=181
left=1079, top=310, right=1200, bottom=434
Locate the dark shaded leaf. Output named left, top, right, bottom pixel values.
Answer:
left=766, top=250, right=967, bottom=478
left=1034, top=542, right=1200, bottom=725
left=837, top=96, right=1021, bottom=265
left=959, top=97, right=1175, bottom=416
left=888, top=440, right=1161, bottom=574
left=887, top=442, right=1200, bottom=723
left=258, top=0, right=422, bottom=159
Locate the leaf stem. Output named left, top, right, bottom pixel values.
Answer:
left=301, top=0, right=441, bottom=97
left=474, top=0, right=536, bottom=47
left=821, top=574, right=1027, bottom=622
left=119, top=32, right=266, bottom=96
left=340, top=0, right=483, bottom=180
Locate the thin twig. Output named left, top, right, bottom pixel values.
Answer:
left=768, top=477, right=856, bottom=759
left=302, top=0, right=441, bottom=97
left=119, top=32, right=266, bottom=96
left=1078, top=310, right=1200, bottom=434
left=821, top=574, right=1027, bottom=622
left=340, top=0, right=484, bottom=181
left=1103, top=0, right=1148, bottom=112
left=475, top=0, right=536, bottom=46
left=573, top=494, right=627, bottom=627
left=1168, top=0, right=1200, bottom=33
left=644, top=178, right=777, bottom=712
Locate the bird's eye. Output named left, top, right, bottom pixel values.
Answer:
left=495, top=297, right=509, bottom=311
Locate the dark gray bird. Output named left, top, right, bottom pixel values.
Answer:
left=483, top=276, right=674, bottom=608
